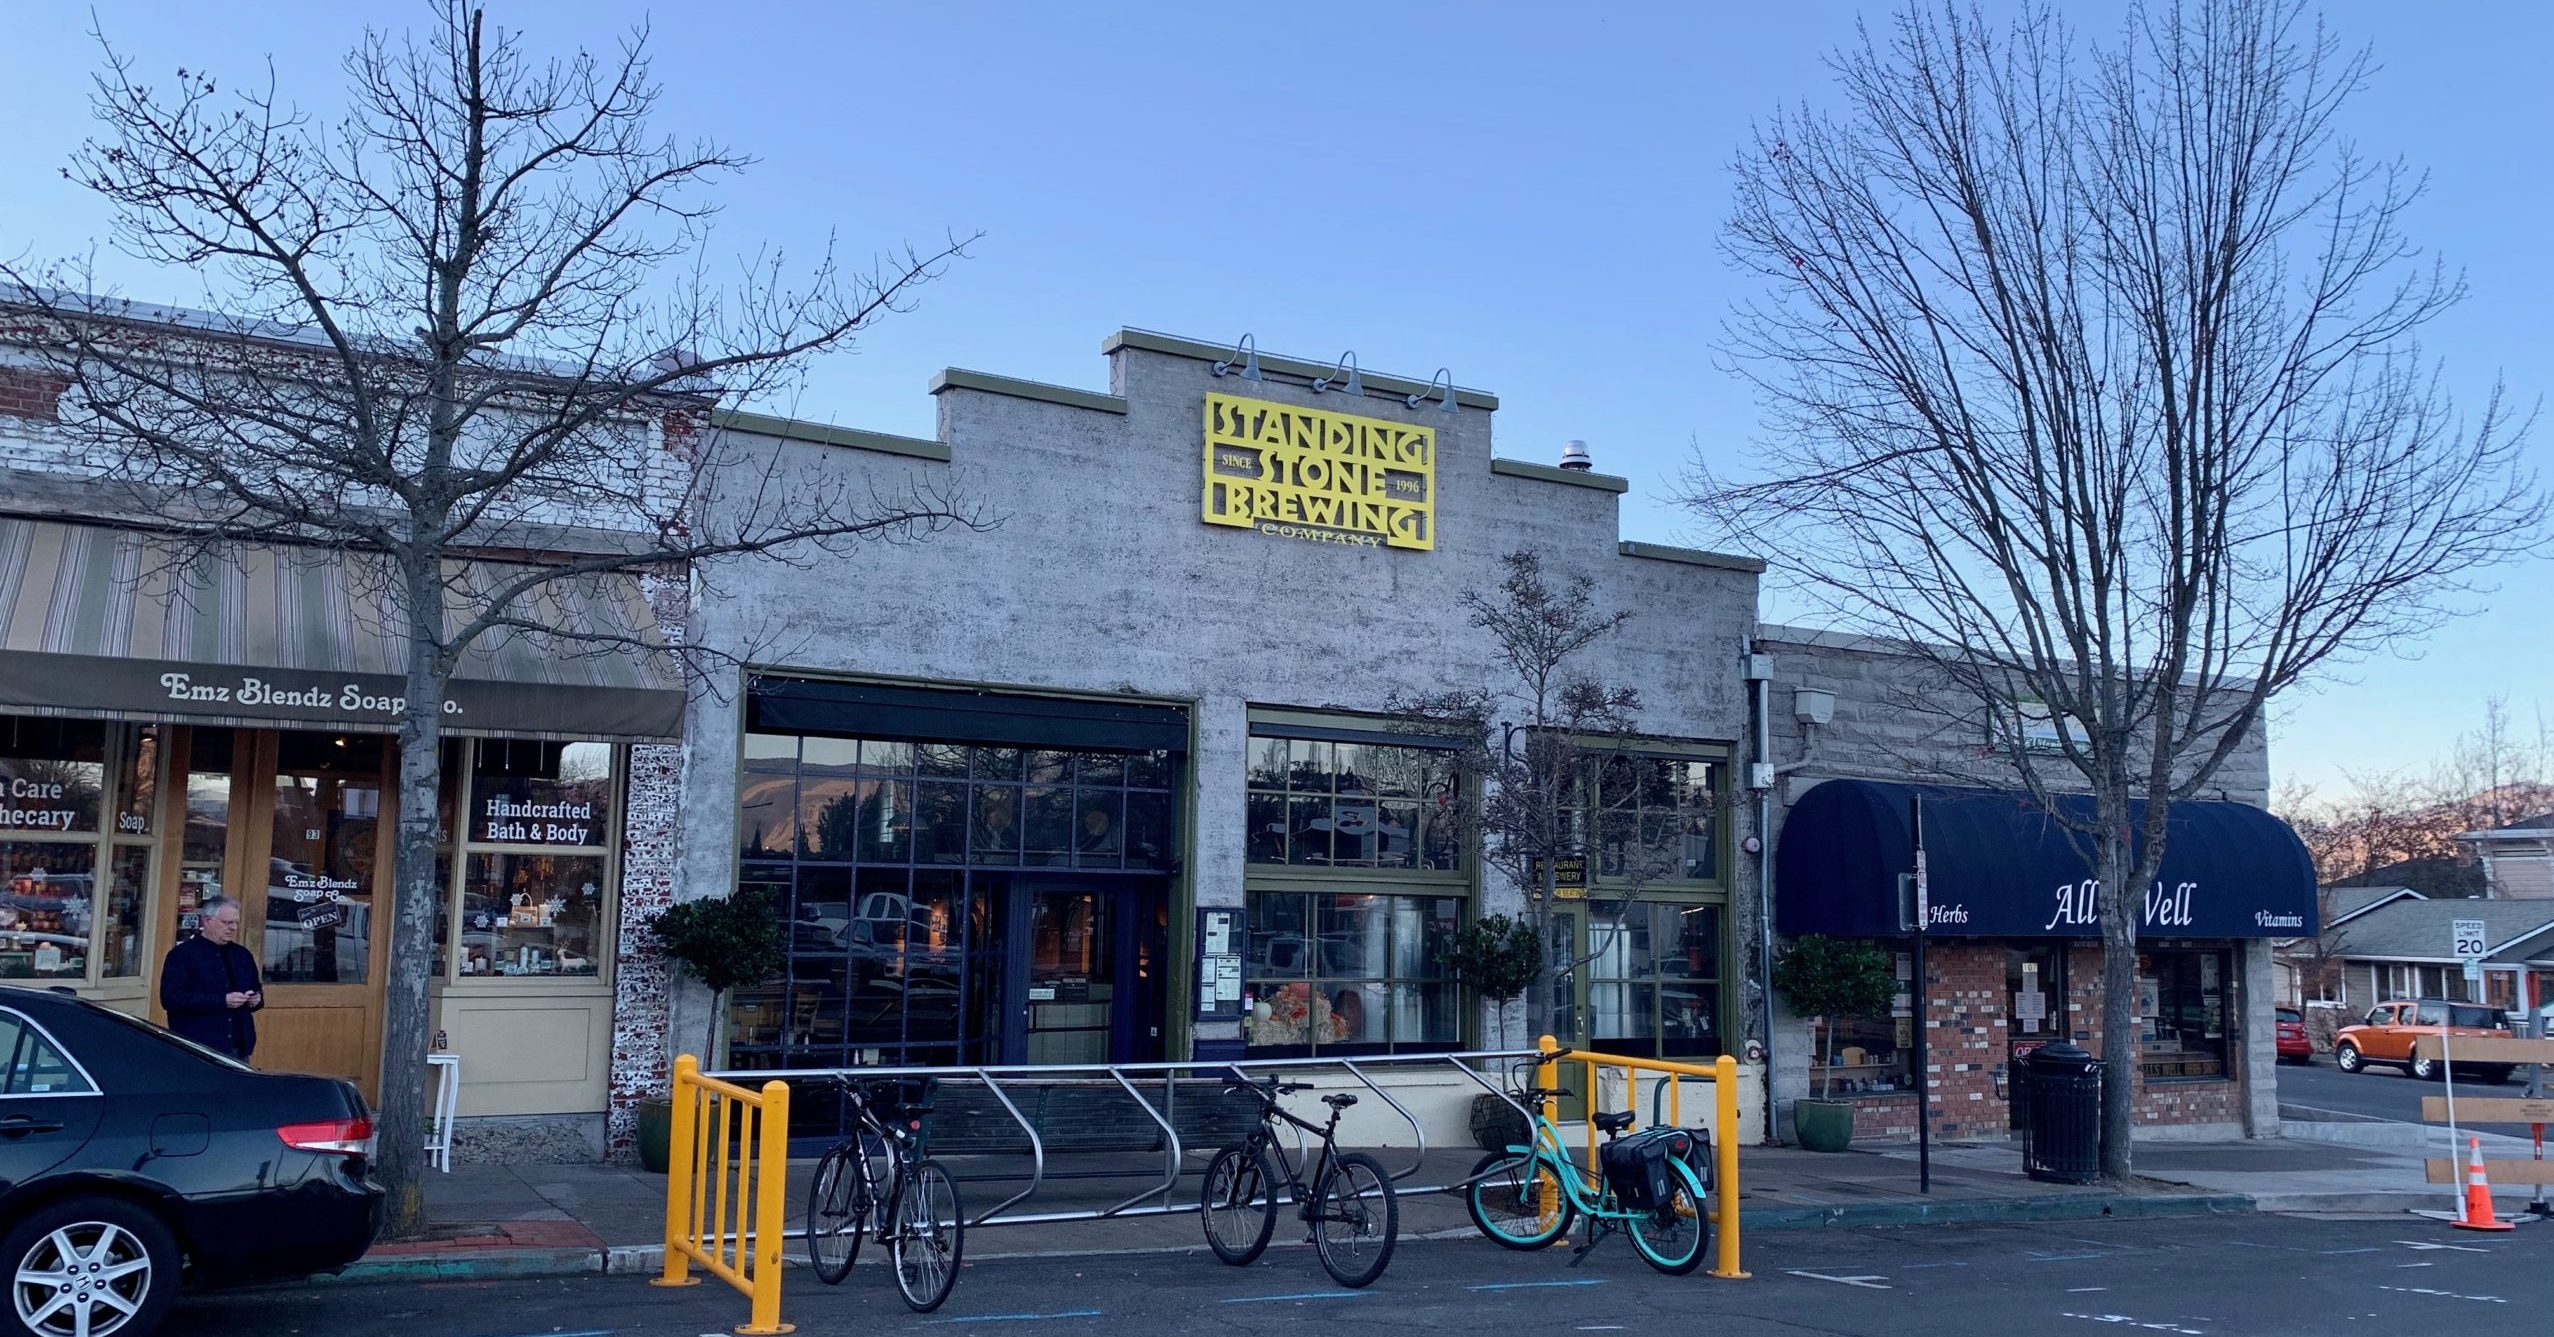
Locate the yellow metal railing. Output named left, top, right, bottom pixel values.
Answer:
left=1535, top=1034, right=1748, bottom=1279
left=654, top=1054, right=795, bottom=1335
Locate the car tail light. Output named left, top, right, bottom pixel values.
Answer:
left=280, top=1117, right=375, bottom=1156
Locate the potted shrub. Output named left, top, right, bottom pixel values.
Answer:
left=1772, top=934, right=1897, bottom=1153
left=636, top=886, right=787, bottom=1172
left=1439, top=913, right=1543, bottom=1151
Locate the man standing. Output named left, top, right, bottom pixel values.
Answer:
left=159, top=895, right=263, bottom=1060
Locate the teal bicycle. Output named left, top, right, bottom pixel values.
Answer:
left=1462, top=1075, right=1709, bottom=1274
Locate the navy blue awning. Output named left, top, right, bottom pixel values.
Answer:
left=1775, top=780, right=2317, bottom=940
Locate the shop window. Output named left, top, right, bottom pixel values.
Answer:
left=2138, top=948, right=2234, bottom=1080
left=471, top=740, right=612, bottom=847
left=1561, top=752, right=1725, bottom=884
left=1580, top=903, right=1726, bottom=1060
left=728, top=731, right=1178, bottom=1070
left=1245, top=733, right=1461, bottom=871
left=443, top=739, right=621, bottom=980
left=1243, top=891, right=1459, bottom=1056
left=0, top=718, right=156, bottom=985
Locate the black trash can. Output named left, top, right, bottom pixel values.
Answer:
left=2022, top=1041, right=2103, bottom=1184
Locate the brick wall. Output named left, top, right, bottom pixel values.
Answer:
left=1811, top=939, right=2252, bottom=1144
left=1849, top=1093, right=1922, bottom=1140
left=0, top=366, right=66, bottom=421
left=1922, top=942, right=2011, bottom=1139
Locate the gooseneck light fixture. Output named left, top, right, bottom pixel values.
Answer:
left=1211, top=333, right=1262, bottom=381
left=1313, top=351, right=1363, bottom=396
left=1406, top=367, right=1457, bottom=414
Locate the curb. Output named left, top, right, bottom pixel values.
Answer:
left=317, top=1247, right=607, bottom=1285
left=1737, top=1191, right=2254, bottom=1231
left=310, top=1191, right=2263, bottom=1286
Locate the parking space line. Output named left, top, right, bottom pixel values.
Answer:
left=1785, top=1270, right=1892, bottom=1289
left=2378, top=1285, right=2504, bottom=1303
left=1468, top=1279, right=1608, bottom=1291
left=919, top=1311, right=1103, bottom=1324
left=1219, top=1291, right=1372, bottom=1304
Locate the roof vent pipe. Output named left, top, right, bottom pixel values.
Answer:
left=1559, top=439, right=1593, bottom=471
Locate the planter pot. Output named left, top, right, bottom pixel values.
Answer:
left=1792, top=1098, right=1856, bottom=1153
left=637, top=1098, right=674, bottom=1174
left=1469, top=1093, right=1532, bottom=1153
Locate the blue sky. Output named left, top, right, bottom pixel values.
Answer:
left=3, top=2, right=2544, bottom=798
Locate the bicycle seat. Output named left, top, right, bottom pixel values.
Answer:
left=1592, top=1110, right=1637, bottom=1134
left=1322, top=1093, right=1359, bottom=1110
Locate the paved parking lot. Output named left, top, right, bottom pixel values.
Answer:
left=188, top=1210, right=2554, bottom=1337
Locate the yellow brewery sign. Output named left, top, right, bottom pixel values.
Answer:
left=1202, top=393, right=1434, bottom=550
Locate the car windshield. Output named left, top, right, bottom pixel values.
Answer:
left=2276, top=1008, right=2301, bottom=1024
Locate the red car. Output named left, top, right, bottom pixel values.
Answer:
left=2275, top=1006, right=2312, bottom=1064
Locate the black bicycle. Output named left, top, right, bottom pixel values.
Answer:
left=805, top=1076, right=964, bottom=1312
left=1198, top=1074, right=1399, bottom=1288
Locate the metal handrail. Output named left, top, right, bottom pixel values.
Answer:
left=969, top=1071, right=1043, bottom=1227
left=706, top=1047, right=1546, bottom=1085
left=1102, top=1067, right=1181, bottom=1216
left=710, top=1048, right=1544, bottom=1235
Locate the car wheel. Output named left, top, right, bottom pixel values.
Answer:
left=2409, top=1055, right=2439, bottom=1081
left=2334, top=1042, right=2362, bottom=1073
left=1, top=1196, right=178, bottom=1337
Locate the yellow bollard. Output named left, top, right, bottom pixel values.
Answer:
left=1534, top=1035, right=1563, bottom=1218
left=740, top=1081, right=795, bottom=1335
left=654, top=1054, right=702, bottom=1289
left=1710, top=1053, right=1747, bottom=1278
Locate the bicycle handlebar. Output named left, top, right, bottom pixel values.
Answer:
left=1222, top=1072, right=1313, bottom=1097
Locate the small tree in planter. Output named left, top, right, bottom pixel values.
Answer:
left=1441, top=914, right=1543, bottom=1150
left=1772, top=934, right=1897, bottom=1152
left=636, top=888, right=786, bottom=1172
left=650, top=887, right=789, bottom=1063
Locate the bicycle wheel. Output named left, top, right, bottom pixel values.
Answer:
left=889, top=1157, right=964, bottom=1312
left=1626, top=1161, right=1708, bottom=1276
left=805, top=1143, right=866, bottom=1284
left=1200, top=1142, right=1278, bottom=1266
left=1464, top=1149, right=1576, bottom=1250
left=1309, top=1151, right=1397, bottom=1289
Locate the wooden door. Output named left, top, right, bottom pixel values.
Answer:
left=246, top=732, right=392, bottom=1102
left=149, top=728, right=391, bottom=1101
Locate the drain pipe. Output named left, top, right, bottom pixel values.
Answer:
left=1745, top=637, right=1779, bottom=1145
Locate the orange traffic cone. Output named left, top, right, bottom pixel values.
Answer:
left=2453, top=1136, right=2515, bottom=1233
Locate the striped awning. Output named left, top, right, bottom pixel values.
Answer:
left=0, top=518, right=684, bottom=742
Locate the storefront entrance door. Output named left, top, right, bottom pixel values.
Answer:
left=153, top=727, right=392, bottom=1101
left=2006, top=944, right=2067, bottom=1133
left=1004, top=876, right=1167, bottom=1066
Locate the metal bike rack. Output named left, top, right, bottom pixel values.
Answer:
left=714, top=1047, right=1547, bottom=1233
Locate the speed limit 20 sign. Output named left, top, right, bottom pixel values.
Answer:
left=2452, top=918, right=2488, bottom=960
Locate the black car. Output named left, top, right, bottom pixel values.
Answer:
left=0, top=986, right=383, bottom=1337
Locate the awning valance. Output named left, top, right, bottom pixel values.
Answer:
left=0, top=518, right=684, bottom=742
left=749, top=676, right=1189, bottom=754
left=1775, top=779, right=2316, bottom=940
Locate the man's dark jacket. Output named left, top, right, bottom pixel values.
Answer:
left=158, top=935, right=263, bottom=1058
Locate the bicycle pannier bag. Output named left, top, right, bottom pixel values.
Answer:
left=1599, top=1127, right=1693, bottom=1210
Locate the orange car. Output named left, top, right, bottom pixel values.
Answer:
left=2332, top=999, right=2518, bottom=1083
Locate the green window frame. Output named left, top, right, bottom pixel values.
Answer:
left=1242, top=709, right=1473, bottom=1056
left=1556, top=738, right=1731, bottom=889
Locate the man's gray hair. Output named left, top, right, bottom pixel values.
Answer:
left=197, top=895, right=237, bottom=918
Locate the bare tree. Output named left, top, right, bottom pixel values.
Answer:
left=1400, top=551, right=1709, bottom=1046
left=2, top=4, right=980, bottom=1232
left=1687, top=0, right=2542, bottom=1177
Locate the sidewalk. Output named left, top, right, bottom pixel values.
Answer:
left=330, top=1131, right=2371, bottom=1285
